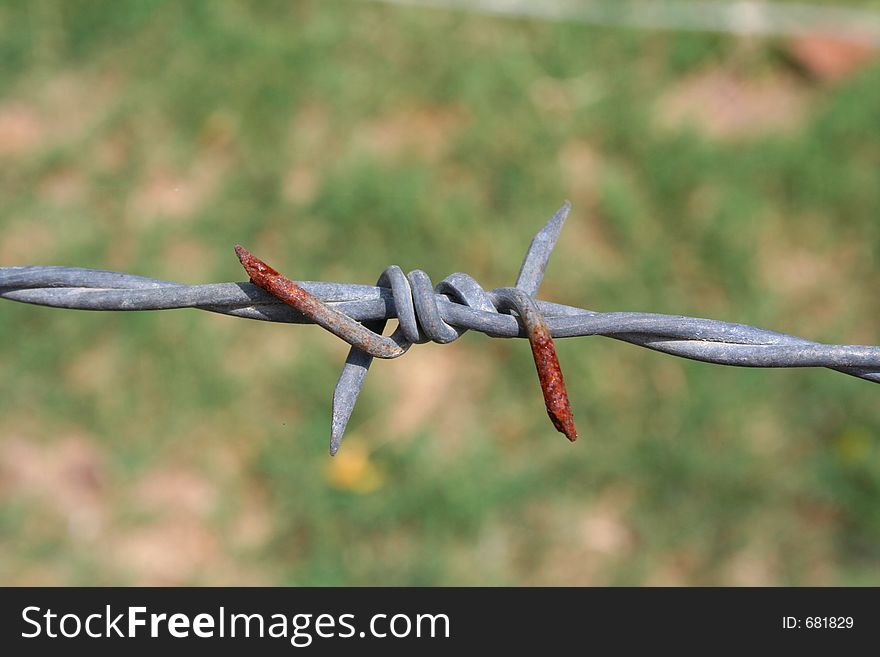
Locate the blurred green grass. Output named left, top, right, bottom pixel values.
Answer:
left=0, top=0, right=879, bottom=585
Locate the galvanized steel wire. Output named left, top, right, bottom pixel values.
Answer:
left=3, top=258, right=879, bottom=377
left=2, top=202, right=880, bottom=449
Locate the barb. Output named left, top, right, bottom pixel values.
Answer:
left=3, top=202, right=880, bottom=454
left=329, top=201, right=574, bottom=452
left=234, top=244, right=409, bottom=359
left=494, top=287, right=577, bottom=442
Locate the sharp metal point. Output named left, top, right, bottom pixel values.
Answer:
left=234, top=245, right=406, bottom=455
left=235, top=244, right=407, bottom=360
left=330, top=321, right=385, bottom=455
left=510, top=201, right=578, bottom=441
left=493, top=287, right=578, bottom=442
left=515, top=200, right=571, bottom=298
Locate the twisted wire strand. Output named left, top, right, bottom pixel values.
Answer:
left=4, top=202, right=880, bottom=454
left=2, top=264, right=879, bottom=383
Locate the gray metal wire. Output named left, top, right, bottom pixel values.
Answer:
left=2, top=202, right=879, bottom=450
left=7, top=263, right=880, bottom=374
left=3, top=260, right=878, bottom=373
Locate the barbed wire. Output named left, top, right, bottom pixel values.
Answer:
left=2, top=202, right=879, bottom=453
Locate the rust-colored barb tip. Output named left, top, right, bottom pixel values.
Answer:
left=233, top=243, right=252, bottom=265
left=234, top=244, right=407, bottom=361
left=493, top=287, right=579, bottom=443
left=234, top=244, right=280, bottom=280
left=234, top=244, right=253, bottom=273
left=549, top=411, right=578, bottom=442
left=530, top=325, right=578, bottom=442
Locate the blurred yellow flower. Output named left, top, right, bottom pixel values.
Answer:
left=324, top=442, right=384, bottom=493
left=835, top=427, right=872, bottom=465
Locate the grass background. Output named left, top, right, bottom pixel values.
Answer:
left=0, top=0, right=879, bottom=585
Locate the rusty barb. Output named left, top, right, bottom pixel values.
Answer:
left=5, top=201, right=880, bottom=456
left=235, top=201, right=578, bottom=452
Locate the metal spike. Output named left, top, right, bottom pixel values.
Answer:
left=330, top=321, right=385, bottom=455
left=515, top=200, right=571, bottom=297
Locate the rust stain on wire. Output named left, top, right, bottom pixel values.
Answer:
left=235, top=244, right=407, bottom=360
left=530, top=321, right=577, bottom=441
left=492, top=286, right=578, bottom=442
